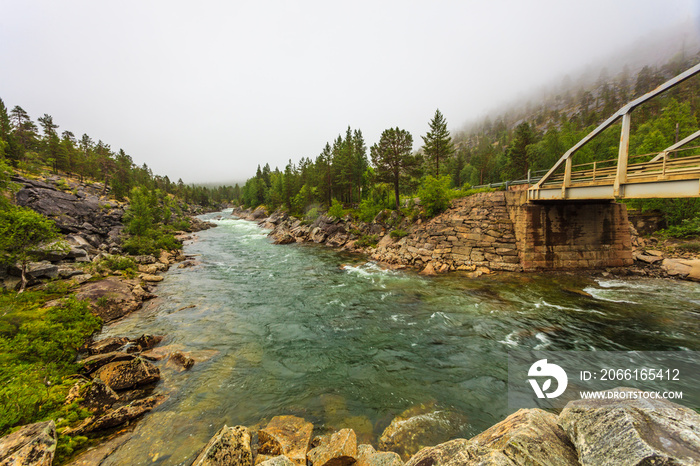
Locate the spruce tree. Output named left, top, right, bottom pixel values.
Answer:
left=422, top=109, right=454, bottom=177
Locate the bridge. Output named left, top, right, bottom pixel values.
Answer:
left=528, top=63, right=700, bottom=202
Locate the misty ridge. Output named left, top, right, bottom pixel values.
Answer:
left=461, top=18, right=700, bottom=142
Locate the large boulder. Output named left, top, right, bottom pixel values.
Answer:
left=404, top=439, right=512, bottom=466
left=257, top=415, right=314, bottom=466
left=468, top=408, right=579, bottom=465
left=559, top=387, right=700, bottom=465
left=662, top=258, right=700, bottom=281
left=379, top=405, right=467, bottom=460
left=192, top=425, right=253, bottom=466
left=307, top=429, right=357, bottom=466
left=0, top=420, right=56, bottom=466
left=75, top=278, right=143, bottom=322
left=93, top=358, right=160, bottom=390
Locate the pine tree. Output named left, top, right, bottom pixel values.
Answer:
left=370, top=127, right=418, bottom=209
left=422, top=109, right=454, bottom=177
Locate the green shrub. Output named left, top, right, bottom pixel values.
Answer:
left=418, top=176, right=451, bottom=217
left=355, top=199, right=383, bottom=223
left=327, top=199, right=345, bottom=219
left=305, top=207, right=321, bottom=224
left=355, top=234, right=378, bottom=248
left=627, top=198, right=700, bottom=227
left=390, top=229, right=409, bottom=239
left=660, top=217, right=700, bottom=238
left=101, top=255, right=136, bottom=271
left=122, top=232, right=179, bottom=256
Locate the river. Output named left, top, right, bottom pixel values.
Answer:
left=96, top=210, right=700, bottom=465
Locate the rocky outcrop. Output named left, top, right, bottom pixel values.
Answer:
left=79, top=351, right=135, bottom=373
left=403, top=388, right=700, bottom=465
left=0, top=420, right=56, bottom=466
left=14, top=175, right=124, bottom=250
left=66, top=395, right=165, bottom=435
left=74, top=277, right=146, bottom=322
left=378, top=405, right=467, bottom=460
left=307, top=428, right=357, bottom=466
left=192, top=425, right=253, bottom=466
left=257, top=416, right=314, bottom=466
left=93, top=358, right=160, bottom=390
left=559, top=387, right=700, bottom=465
left=661, top=258, right=700, bottom=281
left=468, top=408, right=579, bottom=465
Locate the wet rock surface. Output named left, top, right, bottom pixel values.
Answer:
left=257, top=415, right=314, bottom=466
left=0, top=420, right=56, bottom=466
left=559, top=387, right=700, bottom=465
left=193, top=425, right=253, bottom=466
left=378, top=404, right=467, bottom=461
left=306, top=428, right=357, bottom=466
left=93, top=358, right=161, bottom=391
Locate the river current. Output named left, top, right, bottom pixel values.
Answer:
left=96, top=210, right=700, bottom=465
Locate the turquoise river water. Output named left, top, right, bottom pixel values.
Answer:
left=96, top=210, right=700, bottom=465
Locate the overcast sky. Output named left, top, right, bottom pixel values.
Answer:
left=1, top=1, right=699, bottom=184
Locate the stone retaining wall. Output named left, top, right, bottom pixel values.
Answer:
left=239, top=190, right=635, bottom=273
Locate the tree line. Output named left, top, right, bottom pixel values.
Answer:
left=238, top=50, right=700, bottom=225
left=0, top=102, right=234, bottom=207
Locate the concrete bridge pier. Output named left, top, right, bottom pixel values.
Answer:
left=508, top=193, right=634, bottom=271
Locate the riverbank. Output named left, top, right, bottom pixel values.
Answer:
left=232, top=198, right=700, bottom=282
left=0, top=173, right=218, bottom=463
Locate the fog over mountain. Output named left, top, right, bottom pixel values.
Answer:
left=1, top=1, right=698, bottom=185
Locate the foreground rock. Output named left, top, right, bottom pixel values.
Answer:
left=258, top=456, right=295, bottom=466
left=469, top=408, right=579, bottom=465
left=74, top=277, right=144, bottom=322
left=355, top=444, right=403, bottom=466
left=379, top=405, right=466, bottom=460
left=257, top=415, right=314, bottom=465
left=307, top=428, right=357, bottom=466
left=0, top=420, right=56, bottom=466
left=661, top=258, right=700, bottom=281
left=404, top=408, right=579, bottom=466
left=559, top=387, right=700, bottom=465
left=66, top=395, right=165, bottom=435
left=192, top=425, right=252, bottom=466
left=93, top=358, right=161, bottom=390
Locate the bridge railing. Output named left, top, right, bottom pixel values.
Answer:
left=528, top=63, right=700, bottom=201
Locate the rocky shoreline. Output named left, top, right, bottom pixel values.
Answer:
left=7, top=387, right=699, bottom=465
left=232, top=202, right=700, bottom=282
left=0, top=174, right=219, bottom=464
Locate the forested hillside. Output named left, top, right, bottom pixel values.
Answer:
left=236, top=48, right=700, bottom=228
left=0, top=103, right=234, bottom=207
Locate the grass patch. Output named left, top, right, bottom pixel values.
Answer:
left=390, top=229, right=409, bottom=239
left=675, top=242, right=700, bottom=253
left=0, top=290, right=101, bottom=457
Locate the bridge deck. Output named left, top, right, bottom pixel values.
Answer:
left=529, top=150, right=700, bottom=201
